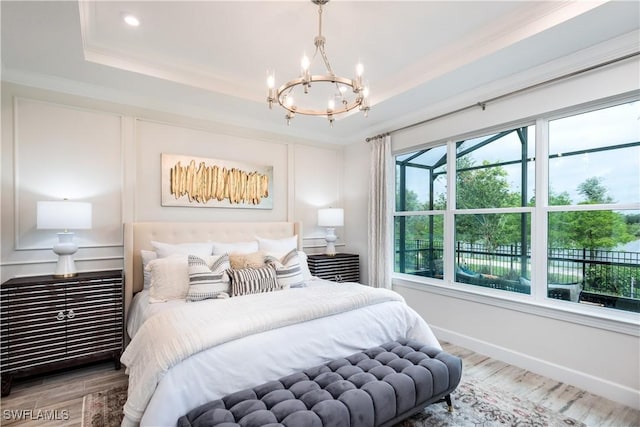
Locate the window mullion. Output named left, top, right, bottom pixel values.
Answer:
left=533, top=118, right=549, bottom=303
left=444, top=139, right=456, bottom=283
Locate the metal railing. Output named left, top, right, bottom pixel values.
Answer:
left=395, top=240, right=640, bottom=299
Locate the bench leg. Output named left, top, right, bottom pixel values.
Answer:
left=444, top=394, right=453, bottom=412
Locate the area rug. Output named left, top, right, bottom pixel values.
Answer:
left=81, top=378, right=585, bottom=427
left=397, top=378, right=586, bottom=427
left=81, top=384, right=128, bottom=427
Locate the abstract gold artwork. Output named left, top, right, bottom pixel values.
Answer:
left=170, top=160, right=269, bottom=204
left=161, top=154, right=273, bottom=209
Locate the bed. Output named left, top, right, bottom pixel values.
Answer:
left=120, top=221, right=441, bottom=427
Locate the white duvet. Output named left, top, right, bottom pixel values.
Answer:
left=121, top=280, right=440, bottom=427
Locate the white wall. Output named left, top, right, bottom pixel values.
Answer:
left=1, top=83, right=345, bottom=281
left=292, top=144, right=345, bottom=254
left=342, top=140, right=370, bottom=284
left=344, top=58, right=640, bottom=408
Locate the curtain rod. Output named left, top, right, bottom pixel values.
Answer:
left=365, top=51, right=639, bottom=142
left=365, top=132, right=389, bottom=142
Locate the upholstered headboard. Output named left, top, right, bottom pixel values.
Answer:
left=123, top=221, right=302, bottom=323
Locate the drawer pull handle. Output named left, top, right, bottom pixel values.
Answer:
left=56, top=311, right=65, bottom=321
left=66, top=309, right=75, bottom=319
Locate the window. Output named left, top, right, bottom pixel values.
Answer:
left=394, top=100, right=640, bottom=313
left=454, top=127, right=534, bottom=295
left=395, top=144, right=446, bottom=279
left=547, top=102, right=640, bottom=311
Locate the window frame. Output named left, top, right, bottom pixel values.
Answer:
left=392, top=95, right=640, bottom=335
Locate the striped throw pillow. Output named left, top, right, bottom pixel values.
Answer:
left=265, top=249, right=305, bottom=288
left=228, top=265, right=281, bottom=297
left=187, top=254, right=231, bottom=302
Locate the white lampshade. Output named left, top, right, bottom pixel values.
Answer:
left=37, top=201, right=92, bottom=230
left=318, top=208, right=344, bottom=227
left=37, top=201, right=92, bottom=278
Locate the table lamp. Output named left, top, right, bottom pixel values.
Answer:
left=37, top=200, right=92, bottom=277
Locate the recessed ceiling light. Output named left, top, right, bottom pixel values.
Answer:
left=123, top=14, right=140, bottom=27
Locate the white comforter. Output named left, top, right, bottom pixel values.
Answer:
left=121, top=281, right=439, bottom=427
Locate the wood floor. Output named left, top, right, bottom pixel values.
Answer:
left=1, top=342, right=638, bottom=426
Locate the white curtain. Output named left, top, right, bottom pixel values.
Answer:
left=367, top=134, right=393, bottom=289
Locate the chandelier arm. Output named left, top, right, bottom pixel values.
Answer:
left=318, top=43, right=334, bottom=76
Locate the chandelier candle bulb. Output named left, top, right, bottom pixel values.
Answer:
left=267, top=73, right=276, bottom=108
left=361, top=85, right=371, bottom=116
left=355, top=63, right=364, bottom=90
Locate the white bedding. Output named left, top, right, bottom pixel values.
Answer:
left=126, top=290, right=183, bottom=339
left=122, top=280, right=440, bottom=427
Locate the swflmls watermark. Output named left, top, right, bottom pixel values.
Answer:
left=2, top=409, right=70, bottom=421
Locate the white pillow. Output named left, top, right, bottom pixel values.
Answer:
left=151, top=241, right=213, bottom=259
left=186, top=254, right=231, bottom=302
left=297, top=251, right=313, bottom=281
left=141, top=250, right=157, bottom=289
left=262, top=249, right=311, bottom=281
left=146, top=255, right=190, bottom=303
left=265, top=249, right=305, bottom=288
left=211, top=240, right=259, bottom=255
left=257, top=235, right=298, bottom=254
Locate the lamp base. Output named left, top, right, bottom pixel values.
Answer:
left=52, top=232, right=79, bottom=278
left=54, top=272, right=78, bottom=278
left=324, top=227, right=337, bottom=256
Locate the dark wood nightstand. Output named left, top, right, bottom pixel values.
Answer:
left=0, top=270, right=124, bottom=396
left=307, top=253, right=359, bottom=282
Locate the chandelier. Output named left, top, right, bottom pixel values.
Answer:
left=266, top=0, right=370, bottom=126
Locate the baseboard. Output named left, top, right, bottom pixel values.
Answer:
left=432, top=325, right=640, bottom=410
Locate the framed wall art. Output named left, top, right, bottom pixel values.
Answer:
left=161, top=153, right=273, bottom=209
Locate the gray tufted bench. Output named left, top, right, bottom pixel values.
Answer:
left=177, top=339, right=462, bottom=427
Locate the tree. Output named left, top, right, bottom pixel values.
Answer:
left=577, top=177, right=613, bottom=204
left=547, top=190, right=574, bottom=247
left=625, top=214, right=640, bottom=239
left=456, top=158, right=521, bottom=251
left=558, top=177, right=636, bottom=297
left=565, top=177, right=634, bottom=251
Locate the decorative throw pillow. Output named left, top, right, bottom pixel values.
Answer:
left=151, top=241, right=213, bottom=259
left=256, top=235, right=298, bottom=254
left=211, top=240, right=259, bottom=255
left=265, top=249, right=306, bottom=288
left=186, top=254, right=231, bottom=302
left=228, top=265, right=281, bottom=297
left=229, top=252, right=265, bottom=269
left=147, top=255, right=190, bottom=303
left=141, top=249, right=158, bottom=289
